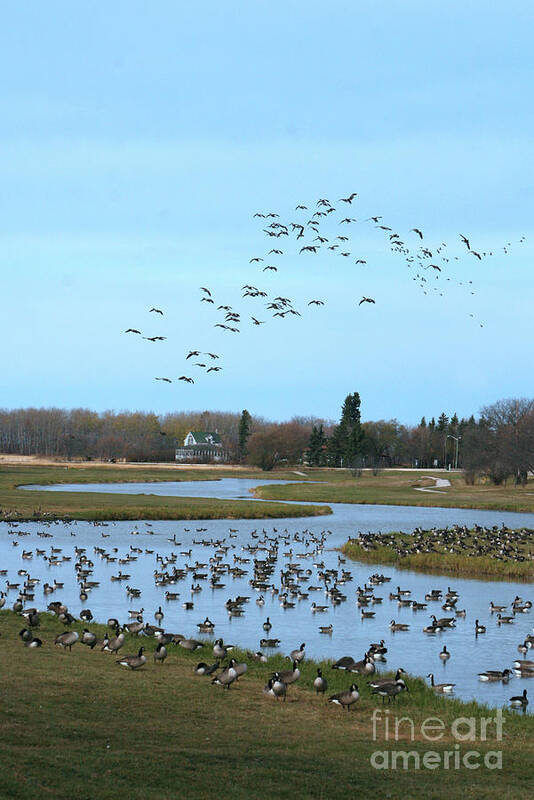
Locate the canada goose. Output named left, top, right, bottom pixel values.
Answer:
left=213, top=639, right=234, bottom=659
left=125, top=617, right=144, bottom=635
left=117, top=647, right=146, bottom=670
left=319, top=624, right=333, bottom=634
left=197, top=618, right=215, bottom=633
left=80, top=609, right=93, bottom=622
left=518, top=641, right=529, bottom=655
left=233, top=660, right=248, bottom=679
left=195, top=661, right=220, bottom=676
left=311, top=602, right=329, bottom=612
left=509, top=689, right=528, bottom=708
left=249, top=651, right=268, bottom=663
left=329, top=683, right=360, bottom=711
left=314, top=668, right=328, bottom=694
left=154, top=606, right=164, bottom=622
left=54, top=631, right=79, bottom=651
left=105, top=628, right=125, bottom=655
left=19, top=628, right=33, bottom=643
left=371, top=679, right=408, bottom=704
left=262, top=617, right=272, bottom=631
left=275, top=660, right=301, bottom=685
left=265, top=673, right=287, bottom=701
left=427, top=673, right=455, bottom=693
left=431, top=615, right=455, bottom=628
left=332, top=656, right=356, bottom=671
left=260, top=638, right=280, bottom=648
left=497, top=614, right=514, bottom=625
left=178, top=638, right=203, bottom=651
left=25, top=637, right=43, bottom=648
left=107, top=617, right=120, bottom=629
left=440, top=646, right=451, bottom=660
left=79, top=590, right=88, bottom=602
left=368, top=669, right=407, bottom=690
left=490, top=602, right=507, bottom=613
left=212, top=659, right=238, bottom=689
left=361, top=609, right=376, bottom=619
left=289, top=643, right=306, bottom=663
left=81, top=629, right=97, bottom=649
left=13, top=598, right=23, bottom=613
left=390, top=620, right=409, bottom=632
left=478, top=669, right=512, bottom=682
left=475, top=620, right=486, bottom=634
left=514, top=659, right=534, bottom=670
left=154, top=642, right=167, bottom=664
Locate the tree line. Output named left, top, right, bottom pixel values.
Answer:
left=0, top=396, right=532, bottom=484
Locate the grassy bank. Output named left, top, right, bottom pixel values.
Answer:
left=1, top=609, right=532, bottom=799
left=253, top=469, right=534, bottom=513
left=0, top=465, right=329, bottom=522
left=342, top=529, right=534, bottom=580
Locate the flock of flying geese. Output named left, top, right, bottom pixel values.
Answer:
left=1, top=518, right=532, bottom=711
left=122, top=193, right=526, bottom=387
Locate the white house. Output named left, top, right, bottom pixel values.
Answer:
left=175, top=431, right=227, bottom=463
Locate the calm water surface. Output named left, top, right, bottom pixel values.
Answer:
left=7, top=478, right=534, bottom=711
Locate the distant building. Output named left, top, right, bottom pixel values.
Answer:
left=175, top=431, right=228, bottom=463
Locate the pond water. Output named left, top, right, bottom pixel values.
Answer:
left=6, top=478, right=534, bottom=711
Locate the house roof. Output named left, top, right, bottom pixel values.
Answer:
left=188, top=431, right=222, bottom=444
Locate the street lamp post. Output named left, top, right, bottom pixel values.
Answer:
left=446, top=435, right=461, bottom=470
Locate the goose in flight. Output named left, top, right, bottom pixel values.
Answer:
left=339, top=193, right=358, bottom=203
left=459, top=234, right=470, bottom=250
left=125, top=329, right=141, bottom=334
left=359, top=297, right=376, bottom=306
left=200, top=287, right=212, bottom=296
left=308, top=300, right=325, bottom=306
left=149, top=307, right=163, bottom=314
left=411, top=228, right=423, bottom=239
left=178, top=376, right=194, bottom=383
left=155, top=377, right=172, bottom=383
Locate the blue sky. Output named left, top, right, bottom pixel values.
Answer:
left=1, top=1, right=532, bottom=424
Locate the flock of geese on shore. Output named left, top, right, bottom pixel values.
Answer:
left=121, top=193, right=527, bottom=387
left=1, top=518, right=532, bottom=711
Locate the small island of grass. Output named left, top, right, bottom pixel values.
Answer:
left=342, top=525, right=534, bottom=580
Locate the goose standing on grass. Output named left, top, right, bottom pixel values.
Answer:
left=369, top=669, right=408, bottom=691
left=427, top=673, right=455, bottom=693
left=213, top=639, right=234, bottom=660
left=264, top=673, right=286, bottom=701
left=212, top=659, right=238, bottom=689
left=154, top=642, right=167, bottom=665
left=105, top=627, right=125, bottom=655
left=117, top=647, right=147, bottom=670
left=275, top=660, right=301, bottom=686
left=509, top=689, right=528, bottom=709
left=81, top=629, right=97, bottom=649
left=371, top=679, right=408, bottom=704
left=313, top=668, right=328, bottom=694
left=54, top=631, right=79, bottom=651
left=289, top=643, right=306, bottom=663
left=328, top=684, right=360, bottom=711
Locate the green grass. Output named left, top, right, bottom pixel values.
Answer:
left=1, top=610, right=532, bottom=799
left=0, top=465, right=330, bottom=522
left=253, top=468, right=534, bottom=513
left=342, top=530, right=534, bottom=580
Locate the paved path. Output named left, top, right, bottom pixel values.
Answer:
left=414, top=475, right=451, bottom=494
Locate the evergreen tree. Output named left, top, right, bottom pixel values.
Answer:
left=437, top=412, right=449, bottom=432
left=420, top=416, right=426, bottom=428
left=307, top=424, right=326, bottom=466
left=237, top=409, right=252, bottom=462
